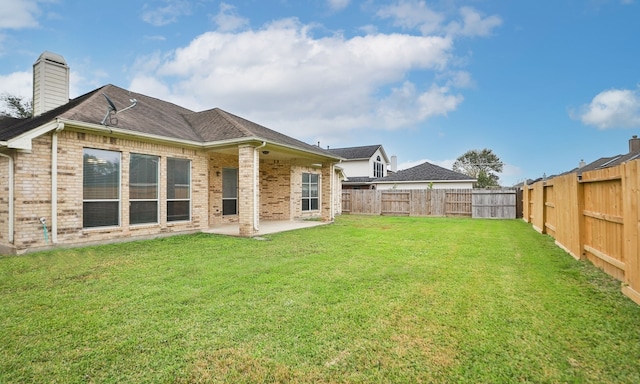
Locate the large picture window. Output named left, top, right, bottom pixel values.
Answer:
left=167, top=158, right=191, bottom=222
left=302, top=173, right=319, bottom=211
left=222, top=168, right=238, bottom=215
left=129, top=154, right=159, bottom=225
left=83, top=148, right=121, bottom=228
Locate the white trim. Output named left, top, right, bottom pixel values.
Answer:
left=0, top=152, right=14, bottom=243
left=7, top=120, right=63, bottom=150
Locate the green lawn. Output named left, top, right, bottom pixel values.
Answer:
left=1, top=216, right=640, bottom=383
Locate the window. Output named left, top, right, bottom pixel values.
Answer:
left=302, top=173, right=319, bottom=211
left=83, top=148, right=121, bottom=228
left=222, top=168, right=238, bottom=215
left=129, top=154, right=159, bottom=225
left=167, top=158, right=191, bottom=221
left=373, top=159, right=384, bottom=178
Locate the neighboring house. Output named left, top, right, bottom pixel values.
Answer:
left=524, top=135, right=640, bottom=185
left=574, top=135, right=640, bottom=180
left=372, top=160, right=476, bottom=190
left=0, top=52, right=343, bottom=254
left=327, top=144, right=396, bottom=189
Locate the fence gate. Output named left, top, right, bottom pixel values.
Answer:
left=472, top=189, right=516, bottom=219
left=445, top=190, right=472, bottom=216
left=381, top=191, right=410, bottom=216
left=342, top=190, right=352, bottom=214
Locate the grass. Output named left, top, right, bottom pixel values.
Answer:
left=1, top=215, right=640, bottom=383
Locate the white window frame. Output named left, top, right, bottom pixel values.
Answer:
left=302, top=172, right=319, bottom=211
left=83, top=148, right=121, bottom=229
left=167, top=158, right=191, bottom=222
left=129, top=153, right=159, bottom=225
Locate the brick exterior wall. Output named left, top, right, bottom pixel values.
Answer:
left=0, top=129, right=340, bottom=253
left=238, top=145, right=256, bottom=237
left=290, top=165, right=324, bottom=220
left=259, top=159, right=292, bottom=221
left=3, top=130, right=209, bottom=254
left=208, top=153, right=239, bottom=226
left=0, top=156, right=9, bottom=246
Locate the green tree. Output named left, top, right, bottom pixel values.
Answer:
left=0, top=93, right=32, bottom=118
left=452, top=148, right=504, bottom=188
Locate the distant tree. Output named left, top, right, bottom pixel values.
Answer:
left=0, top=94, right=32, bottom=118
left=452, top=148, right=504, bottom=188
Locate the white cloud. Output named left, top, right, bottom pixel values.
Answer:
left=377, top=0, right=445, bottom=35
left=576, top=88, right=640, bottom=129
left=0, top=0, right=42, bottom=29
left=446, top=7, right=503, bottom=37
left=130, top=18, right=456, bottom=138
left=328, top=0, right=350, bottom=12
left=0, top=71, right=32, bottom=97
left=445, top=70, right=475, bottom=89
left=376, top=1, right=501, bottom=38
left=213, top=3, right=249, bottom=32
left=141, top=0, right=191, bottom=27
left=416, top=85, right=464, bottom=119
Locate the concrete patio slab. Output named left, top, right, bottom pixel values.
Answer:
left=203, top=220, right=329, bottom=237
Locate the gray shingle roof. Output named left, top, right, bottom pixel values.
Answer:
left=0, top=84, right=339, bottom=160
left=327, top=145, right=382, bottom=160
left=375, top=161, right=475, bottom=183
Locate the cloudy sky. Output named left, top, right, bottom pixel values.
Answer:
left=1, top=0, right=639, bottom=185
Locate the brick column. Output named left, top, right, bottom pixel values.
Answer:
left=238, top=145, right=257, bottom=237
left=321, top=162, right=334, bottom=222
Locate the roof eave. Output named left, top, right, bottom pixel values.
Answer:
left=59, top=118, right=204, bottom=148
left=6, top=117, right=343, bottom=163
left=4, top=119, right=64, bottom=150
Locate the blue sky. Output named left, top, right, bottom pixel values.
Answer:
left=1, top=0, right=639, bottom=186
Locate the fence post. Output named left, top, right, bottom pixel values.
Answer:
left=575, top=174, right=586, bottom=261
left=522, top=184, right=530, bottom=222
left=622, top=160, right=640, bottom=304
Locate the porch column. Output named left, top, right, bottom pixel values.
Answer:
left=238, top=144, right=258, bottom=237
left=321, top=162, right=334, bottom=222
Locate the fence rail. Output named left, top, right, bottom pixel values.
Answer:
left=342, top=188, right=516, bottom=219
left=522, top=159, right=640, bottom=305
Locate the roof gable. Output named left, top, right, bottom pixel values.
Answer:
left=375, top=161, right=475, bottom=183
left=328, top=145, right=385, bottom=161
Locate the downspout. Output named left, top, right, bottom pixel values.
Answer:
left=254, top=141, right=266, bottom=231
left=51, top=121, right=64, bottom=243
left=0, top=152, right=14, bottom=243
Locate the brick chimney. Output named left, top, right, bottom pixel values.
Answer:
left=32, top=51, right=69, bottom=117
left=630, top=135, right=640, bottom=153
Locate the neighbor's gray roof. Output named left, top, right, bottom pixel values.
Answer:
left=0, top=84, right=339, bottom=160
left=328, top=145, right=383, bottom=160
left=577, top=152, right=640, bottom=175
left=375, top=161, right=475, bottom=183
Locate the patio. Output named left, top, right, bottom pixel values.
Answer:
left=204, top=220, right=330, bottom=237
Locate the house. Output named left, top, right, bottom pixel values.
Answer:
left=372, top=160, right=475, bottom=190
left=327, top=144, right=396, bottom=189
left=0, top=52, right=343, bottom=255
left=524, top=135, right=640, bottom=185
left=574, top=135, right=640, bottom=180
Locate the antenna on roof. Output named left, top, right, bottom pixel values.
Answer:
left=101, top=93, right=138, bottom=126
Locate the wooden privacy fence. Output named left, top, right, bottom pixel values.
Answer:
left=342, top=188, right=516, bottom=218
left=522, top=159, right=640, bottom=305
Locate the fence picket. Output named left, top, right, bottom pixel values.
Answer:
left=521, top=159, right=640, bottom=305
